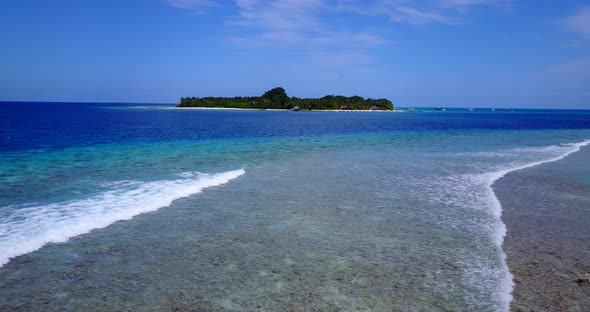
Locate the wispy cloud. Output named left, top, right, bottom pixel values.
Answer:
left=562, top=6, right=590, bottom=40
left=226, top=0, right=387, bottom=49
left=438, top=0, right=512, bottom=11
left=166, top=0, right=217, bottom=13
left=225, top=0, right=488, bottom=49
left=335, top=1, right=454, bottom=26
left=547, top=58, right=590, bottom=77
left=387, top=5, right=452, bottom=25
left=224, top=0, right=392, bottom=73
left=168, top=0, right=515, bottom=73
left=538, top=58, right=590, bottom=100
left=335, top=0, right=511, bottom=26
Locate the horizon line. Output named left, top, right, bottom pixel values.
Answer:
left=1, top=100, right=589, bottom=110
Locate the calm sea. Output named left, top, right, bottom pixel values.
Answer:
left=1, top=102, right=589, bottom=311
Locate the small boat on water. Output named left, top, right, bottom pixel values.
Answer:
left=435, top=107, right=446, bottom=111
left=466, top=107, right=474, bottom=111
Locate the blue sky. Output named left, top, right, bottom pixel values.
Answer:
left=0, top=0, right=589, bottom=108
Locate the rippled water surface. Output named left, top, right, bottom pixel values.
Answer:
left=1, top=103, right=589, bottom=311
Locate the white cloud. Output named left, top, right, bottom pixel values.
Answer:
left=563, top=6, right=590, bottom=40
left=223, top=0, right=393, bottom=74
left=166, top=0, right=217, bottom=13
left=438, top=0, right=512, bottom=10
left=227, top=0, right=386, bottom=49
left=223, top=0, right=512, bottom=72
left=334, top=1, right=454, bottom=26
left=168, top=0, right=516, bottom=72
left=388, top=5, right=452, bottom=25
left=335, top=0, right=511, bottom=25
left=233, top=0, right=322, bottom=32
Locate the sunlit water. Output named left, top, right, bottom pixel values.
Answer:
left=1, top=103, right=589, bottom=311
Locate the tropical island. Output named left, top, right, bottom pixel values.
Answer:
left=177, top=87, right=394, bottom=111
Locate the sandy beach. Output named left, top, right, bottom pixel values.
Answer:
left=167, top=107, right=407, bottom=112
left=494, top=145, right=590, bottom=311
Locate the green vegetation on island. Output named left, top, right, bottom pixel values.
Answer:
left=178, top=87, right=394, bottom=111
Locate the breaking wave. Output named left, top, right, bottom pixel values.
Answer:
left=0, top=168, right=245, bottom=267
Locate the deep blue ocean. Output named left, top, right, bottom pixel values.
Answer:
left=1, top=102, right=589, bottom=311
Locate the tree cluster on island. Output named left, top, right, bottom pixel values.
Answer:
left=177, top=87, right=394, bottom=111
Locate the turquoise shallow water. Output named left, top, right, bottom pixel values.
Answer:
left=1, top=103, right=590, bottom=311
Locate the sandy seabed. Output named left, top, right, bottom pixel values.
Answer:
left=494, top=145, right=590, bottom=311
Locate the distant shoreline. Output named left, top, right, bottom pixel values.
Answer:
left=177, top=87, right=395, bottom=111
left=140, top=106, right=408, bottom=112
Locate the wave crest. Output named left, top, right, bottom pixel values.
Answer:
left=489, top=139, right=589, bottom=311
left=0, top=168, right=245, bottom=267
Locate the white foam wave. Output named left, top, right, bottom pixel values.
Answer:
left=485, top=139, right=590, bottom=311
left=0, top=168, right=245, bottom=267
left=417, top=140, right=589, bottom=310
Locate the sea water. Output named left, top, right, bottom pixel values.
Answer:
left=1, top=103, right=589, bottom=311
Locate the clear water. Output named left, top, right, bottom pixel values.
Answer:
left=1, top=102, right=589, bottom=311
